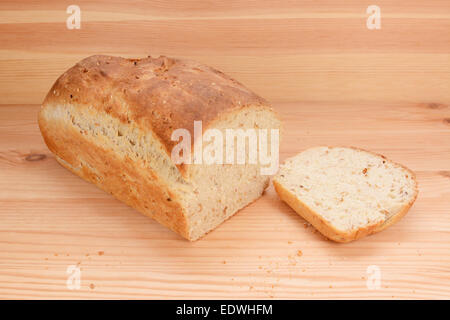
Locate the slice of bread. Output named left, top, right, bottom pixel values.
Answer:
left=273, top=147, right=418, bottom=242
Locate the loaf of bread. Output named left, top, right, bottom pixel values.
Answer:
left=38, top=55, right=281, bottom=240
left=273, top=147, right=418, bottom=242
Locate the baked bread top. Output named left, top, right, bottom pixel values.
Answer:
left=43, top=55, right=269, bottom=159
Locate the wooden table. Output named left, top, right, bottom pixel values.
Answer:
left=0, top=1, right=449, bottom=299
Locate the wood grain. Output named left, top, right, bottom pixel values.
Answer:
left=0, top=0, right=449, bottom=299
left=1, top=102, right=449, bottom=299
left=0, top=1, right=449, bottom=104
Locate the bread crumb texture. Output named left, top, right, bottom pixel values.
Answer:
left=274, top=147, right=418, bottom=241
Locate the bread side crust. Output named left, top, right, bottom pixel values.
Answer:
left=39, top=109, right=190, bottom=240
left=273, top=147, right=419, bottom=242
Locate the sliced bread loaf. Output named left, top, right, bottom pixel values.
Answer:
left=273, top=147, right=418, bottom=242
left=38, top=55, right=281, bottom=241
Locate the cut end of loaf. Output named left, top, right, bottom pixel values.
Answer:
left=184, top=106, right=281, bottom=240
left=274, top=146, right=418, bottom=242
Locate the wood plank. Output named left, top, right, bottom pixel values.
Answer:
left=1, top=0, right=449, bottom=16
left=0, top=103, right=449, bottom=299
left=0, top=0, right=449, bottom=104
left=0, top=53, right=449, bottom=104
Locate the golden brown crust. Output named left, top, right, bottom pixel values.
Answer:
left=43, top=55, right=268, bottom=174
left=39, top=115, right=190, bottom=239
left=273, top=147, right=419, bottom=243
